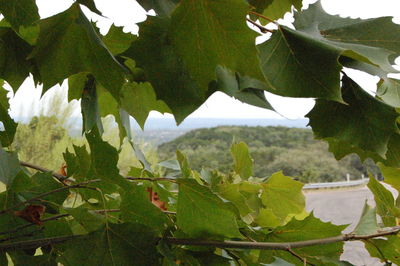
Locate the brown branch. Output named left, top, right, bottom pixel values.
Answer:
left=0, top=226, right=398, bottom=253
left=249, top=11, right=277, bottom=24
left=246, top=18, right=273, bottom=33
left=0, top=179, right=101, bottom=215
left=20, top=161, right=68, bottom=182
left=165, top=226, right=400, bottom=250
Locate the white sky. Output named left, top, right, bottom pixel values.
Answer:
left=7, top=0, right=400, bottom=121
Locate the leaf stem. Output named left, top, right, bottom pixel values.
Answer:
left=249, top=11, right=278, bottom=25
left=20, top=161, right=68, bottom=183
left=246, top=18, right=273, bottom=33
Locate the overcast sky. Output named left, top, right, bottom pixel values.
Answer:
left=7, top=0, right=400, bottom=121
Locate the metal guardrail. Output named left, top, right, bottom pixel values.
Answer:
left=303, top=179, right=369, bottom=190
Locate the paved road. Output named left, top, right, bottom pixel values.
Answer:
left=305, top=186, right=397, bottom=265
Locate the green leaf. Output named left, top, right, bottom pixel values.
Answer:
left=17, top=172, right=69, bottom=208
left=120, top=184, right=168, bottom=232
left=59, top=223, right=160, bottom=265
left=216, top=183, right=253, bottom=219
left=31, top=3, right=127, bottom=97
left=231, top=142, right=253, bottom=180
left=97, top=85, right=127, bottom=143
left=123, top=17, right=205, bottom=123
left=379, top=162, right=400, bottom=192
left=81, top=75, right=103, bottom=134
left=0, top=84, right=17, bottom=147
left=102, top=24, right=136, bottom=55
left=257, top=26, right=343, bottom=101
left=86, top=129, right=130, bottom=189
left=120, top=82, right=171, bottom=128
left=177, top=179, right=242, bottom=238
left=176, top=150, right=191, bottom=179
left=67, top=72, right=87, bottom=102
left=293, top=1, right=399, bottom=70
left=64, top=206, right=105, bottom=233
left=364, top=235, right=400, bottom=265
left=377, top=78, right=400, bottom=108
left=0, top=28, right=32, bottom=90
left=260, top=171, right=305, bottom=224
left=367, top=175, right=400, bottom=226
left=170, top=0, right=264, bottom=90
left=0, top=148, right=20, bottom=187
left=213, top=66, right=273, bottom=111
left=0, top=0, right=39, bottom=29
left=307, top=75, right=399, bottom=158
left=137, top=0, right=179, bottom=17
left=296, top=2, right=400, bottom=65
left=258, top=214, right=347, bottom=265
left=352, top=201, right=379, bottom=235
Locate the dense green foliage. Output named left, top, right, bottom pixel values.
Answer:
left=0, top=0, right=400, bottom=265
left=159, top=126, right=379, bottom=183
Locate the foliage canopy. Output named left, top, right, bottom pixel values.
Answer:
left=0, top=0, right=400, bottom=265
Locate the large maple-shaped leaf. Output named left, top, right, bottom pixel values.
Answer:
left=258, top=26, right=343, bottom=101
left=307, top=75, right=399, bottom=158
left=123, top=17, right=206, bottom=123
left=177, top=179, right=242, bottom=238
left=295, top=2, right=400, bottom=65
left=59, top=223, right=160, bottom=265
left=30, top=4, right=127, bottom=97
left=170, top=0, right=264, bottom=91
left=258, top=19, right=397, bottom=101
left=0, top=0, right=39, bottom=30
left=294, top=1, right=400, bottom=68
left=0, top=27, right=32, bottom=90
left=258, top=214, right=347, bottom=265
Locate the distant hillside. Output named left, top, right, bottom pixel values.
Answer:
left=158, top=126, right=378, bottom=183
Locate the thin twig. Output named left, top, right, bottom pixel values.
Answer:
left=165, top=226, right=400, bottom=250
left=249, top=11, right=278, bottom=24
left=287, top=248, right=314, bottom=266
left=246, top=18, right=273, bottom=33
left=20, top=161, right=68, bottom=182
left=0, top=179, right=101, bottom=215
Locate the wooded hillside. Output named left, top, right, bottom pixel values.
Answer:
left=159, top=126, right=378, bottom=183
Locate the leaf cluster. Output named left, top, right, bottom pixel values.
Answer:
left=0, top=0, right=400, bottom=264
